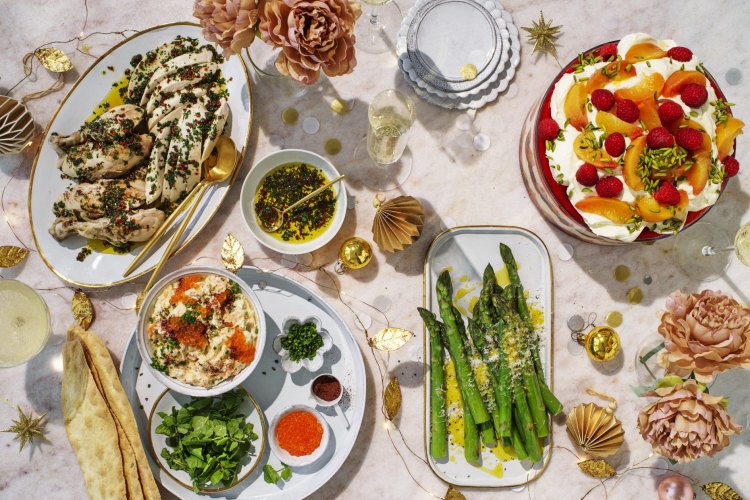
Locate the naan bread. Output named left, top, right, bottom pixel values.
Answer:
left=62, top=339, right=128, bottom=499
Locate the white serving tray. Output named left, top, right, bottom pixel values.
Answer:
left=423, top=226, right=553, bottom=487
left=120, top=267, right=366, bottom=499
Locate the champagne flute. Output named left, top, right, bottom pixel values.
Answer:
left=351, top=89, right=416, bottom=191
left=673, top=221, right=750, bottom=281
left=355, top=0, right=403, bottom=54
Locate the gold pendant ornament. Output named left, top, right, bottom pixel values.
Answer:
left=566, top=402, right=624, bottom=458
left=335, top=237, right=373, bottom=273
left=221, top=233, right=245, bottom=272
left=445, top=485, right=466, bottom=500
left=71, top=289, right=94, bottom=330
left=521, top=11, right=562, bottom=62
left=2, top=406, right=49, bottom=452
left=702, top=482, right=742, bottom=500
left=577, top=459, right=616, bottom=479
left=368, top=327, right=414, bottom=351
left=0, top=245, right=30, bottom=267
left=34, top=47, right=74, bottom=73
left=371, top=195, right=424, bottom=253
left=0, top=97, right=35, bottom=156
left=573, top=325, right=621, bottom=362
left=383, top=377, right=402, bottom=420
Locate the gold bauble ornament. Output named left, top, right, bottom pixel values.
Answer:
left=566, top=402, right=624, bottom=458
left=0, top=96, right=35, bottom=155
left=336, top=237, right=373, bottom=271
left=573, top=326, right=620, bottom=362
left=371, top=195, right=424, bottom=253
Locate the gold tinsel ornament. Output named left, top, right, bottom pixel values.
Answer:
left=0, top=97, right=35, bottom=156
left=34, top=47, right=73, bottom=73
left=221, top=233, right=244, bottom=272
left=2, top=406, right=49, bottom=452
left=71, top=289, right=94, bottom=330
left=383, top=377, right=402, bottom=420
left=702, top=482, right=743, bottom=500
left=371, top=195, right=424, bottom=253
left=368, top=327, right=414, bottom=351
left=445, top=485, right=466, bottom=500
left=522, top=11, right=562, bottom=62
left=577, top=459, right=616, bottom=479
left=0, top=245, right=29, bottom=267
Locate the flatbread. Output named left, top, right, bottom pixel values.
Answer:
left=62, top=339, right=128, bottom=499
left=67, top=324, right=160, bottom=500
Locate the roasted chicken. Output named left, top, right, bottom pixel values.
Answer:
left=49, top=208, right=166, bottom=247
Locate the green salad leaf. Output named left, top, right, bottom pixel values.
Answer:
left=155, top=390, right=258, bottom=492
left=263, top=463, right=292, bottom=485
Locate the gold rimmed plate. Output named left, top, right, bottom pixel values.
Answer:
left=148, top=388, right=267, bottom=493
left=27, top=22, right=252, bottom=288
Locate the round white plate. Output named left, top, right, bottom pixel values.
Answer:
left=401, top=8, right=520, bottom=109
left=239, top=149, right=347, bottom=255
left=28, top=23, right=252, bottom=287
left=120, top=267, right=366, bottom=499
left=406, top=0, right=503, bottom=92
left=148, top=388, right=266, bottom=493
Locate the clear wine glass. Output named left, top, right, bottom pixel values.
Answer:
left=351, top=89, right=416, bottom=191
left=673, top=221, right=750, bottom=281
left=355, top=0, right=403, bottom=54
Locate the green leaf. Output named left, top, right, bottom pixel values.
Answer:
left=280, top=464, right=292, bottom=480
left=263, top=464, right=280, bottom=484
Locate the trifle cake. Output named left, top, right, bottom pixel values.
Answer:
left=520, top=33, right=744, bottom=244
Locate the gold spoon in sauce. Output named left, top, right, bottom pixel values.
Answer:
left=136, top=136, right=237, bottom=312
left=258, top=174, right=345, bottom=233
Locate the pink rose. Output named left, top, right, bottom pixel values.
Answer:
left=194, top=0, right=260, bottom=57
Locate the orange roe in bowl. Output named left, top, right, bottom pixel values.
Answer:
left=275, top=410, right=323, bottom=456
left=226, top=329, right=256, bottom=364
left=170, top=274, right=202, bottom=304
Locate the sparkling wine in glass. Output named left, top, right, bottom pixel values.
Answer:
left=352, top=89, right=416, bottom=191
left=355, top=0, right=403, bottom=54
left=673, top=221, right=750, bottom=281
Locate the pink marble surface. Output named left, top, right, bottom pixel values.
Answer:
left=2, top=0, right=750, bottom=499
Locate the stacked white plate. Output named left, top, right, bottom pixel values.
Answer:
left=396, top=0, right=520, bottom=110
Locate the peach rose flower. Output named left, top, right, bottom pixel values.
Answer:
left=259, top=0, right=361, bottom=85
left=194, top=0, right=260, bottom=57
left=658, top=290, right=750, bottom=382
left=637, top=379, right=742, bottom=462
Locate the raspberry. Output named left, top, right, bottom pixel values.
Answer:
left=647, top=127, right=675, bottom=149
left=539, top=118, right=560, bottom=141
left=591, top=89, right=615, bottom=111
left=595, top=176, right=623, bottom=198
left=658, top=100, right=684, bottom=123
left=675, top=127, right=703, bottom=151
left=723, top=156, right=740, bottom=178
left=576, top=163, right=599, bottom=187
left=681, top=83, right=708, bottom=108
left=615, top=99, right=640, bottom=123
left=653, top=182, right=681, bottom=205
left=667, top=46, right=693, bottom=62
left=598, top=43, right=618, bottom=62
left=604, top=132, right=626, bottom=156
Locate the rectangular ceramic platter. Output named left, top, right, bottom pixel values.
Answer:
left=120, top=267, right=366, bottom=499
left=28, top=23, right=251, bottom=287
left=423, top=226, right=552, bottom=487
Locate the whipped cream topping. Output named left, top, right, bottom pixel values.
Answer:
left=546, top=33, right=725, bottom=242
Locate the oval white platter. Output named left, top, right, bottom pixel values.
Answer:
left=28, top=23, right=252, bottom=288
left=120, top=267, right=366, bottom=499
left=423, top=226, right=553, bottom=487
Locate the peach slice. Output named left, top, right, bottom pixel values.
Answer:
left=574, top=131, right=618, bottom=168
left=614, top=73, right=665, bottom=102
left=625, top=43, right=667, bottom=63
left=576, top=197, right=635, bottom=224
left=635, top=190, right=688, bottom=222
left=662, top=70, right=707, bottom=98
left=586, top=62, right=637, bottom=93
left=623, top=136, right=647, bottom=191
left=564, top=82, right=588, bottom=130
left=716, top=117, right=745, bottom=160
left=595, top=111, right=643, bottom=140
left=638, top=98, right=662, bottom=130
left=686, top=152, right=710, bottom=195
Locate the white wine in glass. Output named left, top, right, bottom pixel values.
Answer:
left=355, top=0, right=403, bottom=54
left=367, top=112, right=412, bottom=165
left=702, top=221, right=750, bottom=266
left=674, top=221, right=750, bottom=281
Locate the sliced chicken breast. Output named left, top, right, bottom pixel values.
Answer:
left=49, top=208, right=166, bottom=246
left=126, top=37, right=199, bottom=104
left=53, top=178, right=146, bottom=221
left=139, top=48, right=215, bottom=107
left=58, top=134, right=153, bottom=181
left=161, top=103, right=206, bottom=203
left=50, top=104, right=145, bottom=151
left=145, top=62, right=219, bottom=115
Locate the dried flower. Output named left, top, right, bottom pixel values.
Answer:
left=193, top=0, right=260, bottom=57
left=259, top=0, right=361, bottom=85
left=637, top=379, right=742, bottom=462
left=658, top=290, right=750, bottom=382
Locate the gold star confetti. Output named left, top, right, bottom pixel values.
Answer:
left=2, top=406, right=49, bottom=452
left=522, top=11, right=562, bottom=63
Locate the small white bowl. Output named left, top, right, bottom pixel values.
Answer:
left=240, top=149, right=347, bottom=255
left=273, top=316, right=333, bottom=373
left=268, top=404, right=330, bottom=467
left=310, top=373, right=343, bottom=407
left=136, top=266, right=266, bottom=397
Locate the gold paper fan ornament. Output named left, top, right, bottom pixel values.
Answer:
left=566, top=402, right=624, bottom=458
left=372, top=195, right=424, bottom=253
left=0, top=96, right=34, bottom=155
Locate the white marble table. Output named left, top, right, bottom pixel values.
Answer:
left=2, top=1, right=750, bottom=498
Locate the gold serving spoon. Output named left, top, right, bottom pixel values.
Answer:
left=135, top=136, right=237, bottom=312
left=258, top=174, right=345, bottom=233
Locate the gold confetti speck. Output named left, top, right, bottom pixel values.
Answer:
left=324, top=138, right=342, bottom=155
left=627, top=287, right=644, bottom=304
left=460, top=64, right=478, bottom=80
left=605, top=311, right=623, bottom=328
left=281, top=107, right=299, bottom=125
left=613, top=265, right=630, bottom=282
left=330, top=98, right=349, bottom=114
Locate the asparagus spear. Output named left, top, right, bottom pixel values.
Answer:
left=499, top=244, right=564, bottom=417
left=461, top=388, right=480, bottom=464
left=512, top=377, right=542, bottom=462
left=466, top=318, right=503, bottom=443
left=510, top=413, right=528, bottom=461
left=493, top=319, right=513, bottom=438
left=434, top=272, right=491, bottom=425
left=420, top=310, right=448, bottom=460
